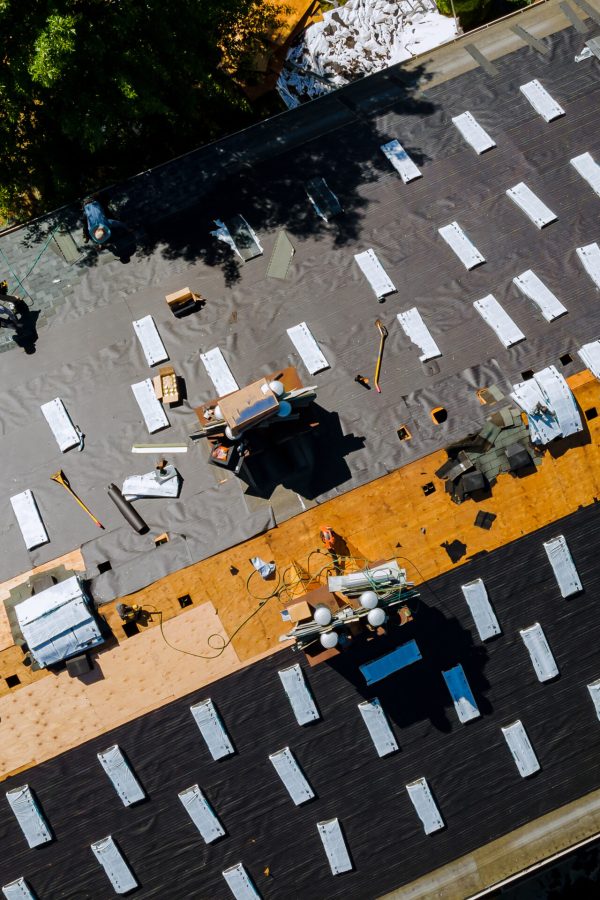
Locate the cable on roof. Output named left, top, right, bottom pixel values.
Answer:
left=141, top=550, right=432, bottom=660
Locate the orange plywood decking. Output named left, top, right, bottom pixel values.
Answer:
left=0, top=601, right=279, bottom=780
left=1, top=372, right=600, bottom=774
left=126, top=372, right=600, bottom=662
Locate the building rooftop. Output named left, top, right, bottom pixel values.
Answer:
left=1, top=0, right=600, bottom=896
left=1, top=502, right=600, bottom=897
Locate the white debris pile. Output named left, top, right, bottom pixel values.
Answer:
left=278, top=0, right=458, bottom=107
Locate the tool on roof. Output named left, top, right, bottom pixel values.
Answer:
left=50, top=469, right=104, bottom=529
left=319, top=525, right=337, bottom=554
left=374, top=319, right=388, bottom=393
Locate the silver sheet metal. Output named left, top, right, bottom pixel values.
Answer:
left=190, top=698, right=235, bottom=760
left=451, top=111, right=496, bottom=154
left=570, top=152, right=600, bottom=197
left=396, top=308, right=441, bottom=362
left=519, top=622, right=559, bottom=682
left=442, top=664, right=481, bottom=724
left=6, top=785, right=52, bottom=849
left=222, top=863, right=261, bottom=899
left=578, top=340, right=600, bottom=380
left=316, top=818, right=353, bottom=875
left=286, top=322, right=329, bottom=375
left=357, top=698, right=399, bottom=757
left=506, top=182, right=557, bottom=229
left=40, top=397, right=80, bottom=452
left=512, top=270, right=567, bottom=322
left=97, top=745, right=145, bottom=807
left=438, top=222, right=485, bottom=270
left=405, top=777, right=444, bottom=834
left=15, top=575, right=103, bottom=668
left=534, top=366, right=582, bottom=438
left=473, top=294, right=525, bottom=348
left=10, top=490, right=49, bottom=551
left=461, top=578, right=501, bottom=641
left=577, top=242, right=600, bottom=288
left=354, top=249, right=396, bottom=299
left=278, top=664, right=320, bottom=725
left=179, top=784, right=225, bottom=843
left=130, top=379, right=170, bottom=434
left=132, top=315, right=169, bottom=367
left=1, top=878, right=35, bottom=900
left=380, top=139, right=422, bottom=183
left=501, top=720, right=540, bottom=778
left=90, top=836, right=138, bottom=895
left=519, top=79, right=565, bottom=121
left=510, top=378, right=562, bottom=445
left=328, top=561, right=403, bottom=594
left=587, top=679, right=600, bottom=721
left=543, top=534, right=582, bottom=597
left=269, top=747, right=315, bottom=805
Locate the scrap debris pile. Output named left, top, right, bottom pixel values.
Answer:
left=436, top=366, right=584, bottom=504
left=278, top=0, right=458, bottom=107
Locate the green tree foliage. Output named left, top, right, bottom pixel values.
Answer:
left=436, top=0, right=528, bottom=31
left=0, top=0, right=283, bottom=220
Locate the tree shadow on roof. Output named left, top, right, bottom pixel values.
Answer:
left=12, top=62, right=435, bottom=287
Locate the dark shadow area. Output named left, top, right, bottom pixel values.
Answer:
left=17, top=62, right=434, bottom=280
left=238, top=405, right=364, bottom=500
left=548, top=402, right=592, bottom=459
left=441, top=539, right=467, bottom=563
left=76, top=652, right=106, bottom=686
left=326, top=600, right=491, bottom=733
left=10, top=309, right=40, bottom=355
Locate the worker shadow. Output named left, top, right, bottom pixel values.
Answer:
left=326, top=600, right=492, bottom=734
left=10, top=309, right=40, bottom=355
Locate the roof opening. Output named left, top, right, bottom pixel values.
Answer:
left=422, top=482, right=436, bottom=496
left=397, top=425, right=412, bottom=441
left=122, top=621, right=139, bottom=638
left=521, top=369, right=534, bottom=381
left=585, top=407, right=598, bottom=421
left=178, top=594, right=193, bottom=609
left=431, top=407, right=447, bottom=424
left=5, top=674, right=20, bottom=688
left=559, top=352, right=573, bottom=367
left=97, top=560, right=112, bottom=574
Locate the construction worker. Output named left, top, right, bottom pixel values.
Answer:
left=0, top=281, right=27, bottom=330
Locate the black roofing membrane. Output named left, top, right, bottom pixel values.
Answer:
left=3, top=501, right=600, bottom=898
left=0, top=25, right=599, bottom=590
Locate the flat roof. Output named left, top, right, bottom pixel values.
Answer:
left=1, top=501, right=600, bottom=897
left=0, top=1, right=598, bottom=600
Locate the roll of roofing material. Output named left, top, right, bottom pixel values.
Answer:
left=107, top=483, right=148, bottom=533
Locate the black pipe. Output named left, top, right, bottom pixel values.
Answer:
left=107, top=483, right=148, bottom=534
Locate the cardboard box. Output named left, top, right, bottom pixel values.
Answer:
left=153, top=366, right=180, bottom=406
left=165, top=287, right=201, bottom=316
left=218, top=378, right=278, bottom=436
left=287, top=600, right=313, bottom=623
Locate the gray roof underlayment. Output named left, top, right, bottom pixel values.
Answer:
left=0, top=1, right=599, bottom=595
